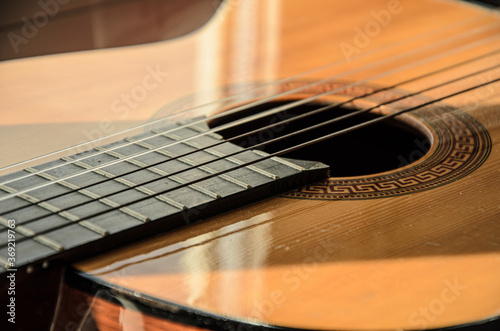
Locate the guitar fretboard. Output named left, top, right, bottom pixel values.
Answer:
left=0, top=119, right=328, bottom=274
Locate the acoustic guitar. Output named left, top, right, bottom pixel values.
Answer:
left=0, top=0, right=499, bottom=330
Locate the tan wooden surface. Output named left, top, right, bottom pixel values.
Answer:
left=1, top=0, right=499, bottom=329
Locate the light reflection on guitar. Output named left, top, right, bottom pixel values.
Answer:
left=0, top=0, right=499, bottom=330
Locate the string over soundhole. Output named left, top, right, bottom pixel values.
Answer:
left=206, top=81, right=490, bottom=200
left=209, top=100, right=430, bottom=177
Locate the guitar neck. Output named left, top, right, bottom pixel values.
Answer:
left=0, top=118, right=328, bottom=274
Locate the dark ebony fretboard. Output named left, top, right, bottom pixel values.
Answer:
left=0, top=118, right=328, bottom=274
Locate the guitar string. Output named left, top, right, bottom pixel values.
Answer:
left=1, top=21, right=497, bottom=196
left=2, top=48, right=499, bottom=218
left=1, top=11, right=499, bottom=234
left=1, top=35, right=499, bottom=251
left=0, top=14, right=485, bottom=175
left=0, top=17, right=497, bottom=193
left=0, top=37, right=498, bottom=221
left=3, top=63, right=499, bottom=247
left=0, top=22, right=498, bottom=202
left=5, top=74, right=500, bottom=250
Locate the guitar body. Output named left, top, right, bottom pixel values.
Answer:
left=1, top=0, right=499, bottom=330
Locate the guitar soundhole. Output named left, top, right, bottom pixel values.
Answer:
left=209, top=101, right=430, bottom=177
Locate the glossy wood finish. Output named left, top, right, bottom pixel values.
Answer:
left=72, top=0, right=500, bottom=329
left=53, top=284, right=210, bottom=331
left=0, top=0, right=499, bottom=330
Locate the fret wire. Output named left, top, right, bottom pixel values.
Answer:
left=0, top=70, right=500, bottom=272
left=180, top=122, right=306, bottom=172
left=94, top=146, right=221, bottom=200
left=22, top=168, right=116, bottom=235
left=0, top=181, right=108, bottom=237
left=25, top=175, right=133, bottom=232
left=0, top=50, right=499, bottom=237
left=59, top=158, right=151, bottom=223
left=157, top=129, right=280, bottom=180
left=29, top=234, right=63, bottom=252
left=1, top=60, right=493, bottom=239
left=0, top=257, right=10, bottom=269
left=1, top=14, right=484, bottom=181
left=91, top=147, right=192, bottom=208
left=124, top=138, right=252, bottom=190
left=0, top=19, right=497, bottom=202
left=0, top=213, right=64, bottom=253
left=0, top=14, right=498, bottom=274
left=251, top=149, right=306, bottom=172
left=23, top=168, right=113, bottom=235
left=0, top=215, right=63, bottom=269
left=1, top=75, right=498, bottom=260
left=144, top=132, right=260, bottom=184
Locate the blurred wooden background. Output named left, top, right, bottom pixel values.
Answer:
left=0, top=0, right=222, bottom=61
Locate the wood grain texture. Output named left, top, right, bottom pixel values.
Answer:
left=72, top=0, right=500, bottom=329
left=0, top=0, right=499, bottom=330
